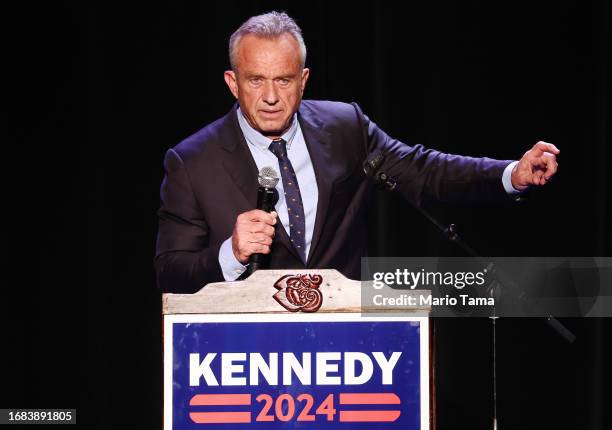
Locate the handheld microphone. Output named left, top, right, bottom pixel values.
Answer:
left=248, top=167, right=280, bottom=274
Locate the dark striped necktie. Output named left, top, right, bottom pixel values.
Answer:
left=269, top=138, right=307, bottom=263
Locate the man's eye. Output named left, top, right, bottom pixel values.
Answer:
left=249, top=78, right=262, bottom=85
left=277, top=79, right=290, bottom=86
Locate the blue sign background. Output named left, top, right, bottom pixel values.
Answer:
left=172, top=320, right=422, bottom=429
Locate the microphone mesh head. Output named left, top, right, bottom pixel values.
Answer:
left=258, top=166, right=280, bottom=188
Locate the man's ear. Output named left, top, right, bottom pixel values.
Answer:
left=224, top=70, right=239, bottom=99
left=300, top=68, right=310, bottom=95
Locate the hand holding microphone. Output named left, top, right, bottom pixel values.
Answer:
left=230, top=167, right=280, bottom=273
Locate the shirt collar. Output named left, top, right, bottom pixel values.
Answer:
left=237, top=107, right=299, bottom=152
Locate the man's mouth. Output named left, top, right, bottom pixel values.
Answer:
left=260, top=110, right=282, bottom=117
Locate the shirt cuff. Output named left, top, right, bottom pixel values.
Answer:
left=218, top=236, right=247, bottom=281
left=502, top=161, right=522, bottom=195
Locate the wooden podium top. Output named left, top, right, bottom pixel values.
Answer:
left=162, top=269, right=431, bottom=315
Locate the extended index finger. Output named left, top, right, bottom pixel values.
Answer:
left=533, top=141, right=560, bottom=156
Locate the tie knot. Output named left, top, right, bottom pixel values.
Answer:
left=269, top=138, right=288, bottom=159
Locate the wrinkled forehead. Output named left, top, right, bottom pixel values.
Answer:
left=234, top=33, right=303, bottom=74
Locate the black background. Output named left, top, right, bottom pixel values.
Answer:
left=2, top=1, right=610, bottom=429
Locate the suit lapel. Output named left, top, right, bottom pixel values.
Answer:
left=298, top=108, right=334, bottom=266
left=219, top=107, right=259, bottom=209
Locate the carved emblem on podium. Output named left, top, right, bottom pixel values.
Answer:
left=273, top=274, right=323, bottom=312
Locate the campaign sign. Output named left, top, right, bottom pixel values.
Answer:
left=164, top=314, right=429, bottom=430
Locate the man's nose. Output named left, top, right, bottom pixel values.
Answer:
left=262, top=81, right=279, bottom=105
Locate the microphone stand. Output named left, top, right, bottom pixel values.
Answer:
left=363, top=152, right=576, bottom=430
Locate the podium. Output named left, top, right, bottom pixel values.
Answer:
left=163, top=269, right=433, bottom=429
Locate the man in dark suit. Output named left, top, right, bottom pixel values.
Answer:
left=155, top=11, right=559, bottom=293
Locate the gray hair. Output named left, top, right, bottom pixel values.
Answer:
left=229, top=11, right=307, bottom=70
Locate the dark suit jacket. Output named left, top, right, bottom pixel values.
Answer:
left=155, top=100, right=512, bottom=293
